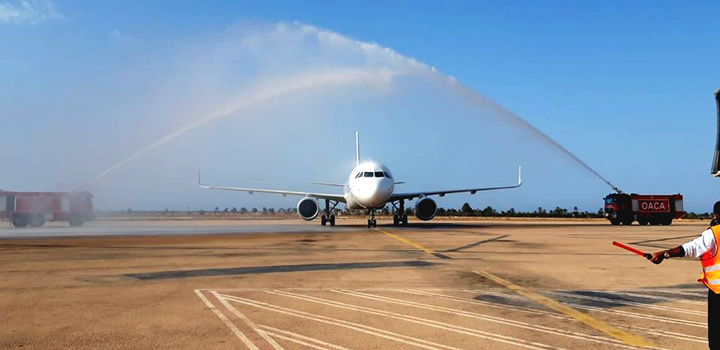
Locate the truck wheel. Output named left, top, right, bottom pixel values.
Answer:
left=621, top=217, right=634, bottom=225
left=609, top=219, right=620, bottom=225
left=649, top=219, right=660, bottom=225
left=11, top=215, right=28, bottom=228
left=69, top=216, right=84, bottom=227
left=662, top=217, right=673, bottom=225
left=638, top=219, right=648, bottom=225
left=29, top=215, right=46, bottom=227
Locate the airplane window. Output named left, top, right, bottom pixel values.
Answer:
left=384, top=172, right=392, bottom=179
left=363, top=172, right=373, bottom=177
left=355, top=173, right=361, bottom=178
left=374, top=171, right=384, bottom=177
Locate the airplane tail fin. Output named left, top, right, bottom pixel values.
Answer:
left=355, top=131, right=360, bottom=166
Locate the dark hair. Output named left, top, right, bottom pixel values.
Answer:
left=714, top=201, right=720, bottom=216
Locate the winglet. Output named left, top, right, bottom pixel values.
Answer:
left=355, top=131, right=360, bottom=166
left=197, top=169, right=208, bottom=189
left=517, top=166, right=523, bottom=186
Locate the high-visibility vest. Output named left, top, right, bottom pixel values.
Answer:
left=698, top=225, right=720, bottom=294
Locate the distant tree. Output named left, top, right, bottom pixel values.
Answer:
left=252, top=207, right=258, bottom=213
left=223, top=207, right=229, bottom=213
left=199, top=209, right=205, bottom=215
left=231, top=207, right=237, bottom=213
left=268, top=208, right=275, bottom=214
left=481, top=206, right=497, bottom=217
left=214, top=207, right=219, bottom=213
left=262, top=207, right=268, bottom=214
left=127, top=208, right=132, bottom=213
left=461, top=203, right=474, bottom=215
left=240, top=207, right=248, bottom=214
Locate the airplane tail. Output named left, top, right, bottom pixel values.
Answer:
left=355, top=131, right=360, bottom=166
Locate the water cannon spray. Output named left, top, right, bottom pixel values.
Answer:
left=712, top=88, right=720, bottom=177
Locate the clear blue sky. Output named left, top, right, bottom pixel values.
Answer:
left=2, top=1, right=720, bottom=212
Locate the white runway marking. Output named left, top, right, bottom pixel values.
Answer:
left=461, top=289, right=708, bottom=328
left=595, top=290, right=707, bottom=306
left=220, top=293, right=468, bottom=350
left=196, top=288, right=708, bottom=350
left=269, top=290, right=565, bottom=350
left=194, top=289, right=260, bottom=350
left=550, top=291, right=706, bottom=317
left=331, top=289, right=640, bottom=349
left=258, top=325, right=353, bottom=350
left=402, top=289, right=703, bottom=344
left=213, top=291, right=285, bottom=350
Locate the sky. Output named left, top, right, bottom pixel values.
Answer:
left=2, top=1, right=720, bottom=212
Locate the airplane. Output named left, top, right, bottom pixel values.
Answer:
left=198, top=132, right=522, bottom=228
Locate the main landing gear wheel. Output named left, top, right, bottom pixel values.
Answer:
left=320, top=199, right=339, bottom=227
left=390, top=200, right=409, bottom=226
left=322, top=215, right=336, bottom=226
left=392, top=214, right=408, bottom=226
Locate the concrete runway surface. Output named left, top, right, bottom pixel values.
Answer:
left=0, top=219, right=711, bottom=349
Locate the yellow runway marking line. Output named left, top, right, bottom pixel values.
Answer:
left=473, top=271, right=656, bottom=348
left=374, top=228, right=436, bottom=256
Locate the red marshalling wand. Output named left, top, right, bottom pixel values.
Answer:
left=612, top=241, right=652, bottom=260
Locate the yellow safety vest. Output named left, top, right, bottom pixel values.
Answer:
left=698, top=225, right=720, bottom=294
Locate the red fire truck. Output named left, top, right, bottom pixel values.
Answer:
left=604, top=193, right=684, bottom=225
left=0, top=191, right=94, bottom=227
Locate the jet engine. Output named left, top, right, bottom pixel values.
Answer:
left=415, top=197, right=437, bottom=221
left=297, top=197, right=319, bottom=220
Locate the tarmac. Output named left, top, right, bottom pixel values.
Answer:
left=0, top=218, right=711, bottom=349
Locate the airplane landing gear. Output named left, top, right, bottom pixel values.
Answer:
left=321, top=199, right=338, bottom=226
left=390, top=200, right=408, bottom=226
left=367, top=209, right=377, bottom=228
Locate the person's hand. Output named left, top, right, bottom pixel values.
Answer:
left=650, top=251, right=666, bottom=265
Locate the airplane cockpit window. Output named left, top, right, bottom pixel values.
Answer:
left=355, top=173, right=362, bottom=178
left=384, top=172, right=392, bottom=179
left=374, top=171, right=384, bottom=177
left=363, top=172, right=373, bottom=177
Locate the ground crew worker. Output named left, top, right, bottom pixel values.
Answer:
left=650, top=200, right=720, bottom=349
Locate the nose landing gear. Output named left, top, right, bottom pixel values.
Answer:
left=367, top=209, right=377, bottom=228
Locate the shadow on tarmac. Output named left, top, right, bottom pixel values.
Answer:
left=126, top=260, right=440, bottom=280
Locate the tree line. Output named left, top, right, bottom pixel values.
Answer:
left=114, top=203, right=715, bottom=219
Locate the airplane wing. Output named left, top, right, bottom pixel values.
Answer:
left=389, top=166, right=522, bottom=201
left=198, top=172, right=346, bottom=202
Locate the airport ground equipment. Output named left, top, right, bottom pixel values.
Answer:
left=711, top=88, right=720, bottom=176
left=603, top=193, right=684, bottom=226
left=0, top=191, right=94, bottom=227
left=612, top=241, right=652, bottom=259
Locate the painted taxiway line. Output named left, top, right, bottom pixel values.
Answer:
left=374, top=228, right=436, bottom=255
left=473, top=271, right=657, bottom=348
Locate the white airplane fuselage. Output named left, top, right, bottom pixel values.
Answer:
left=344, top=162, right=394, bottom=210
